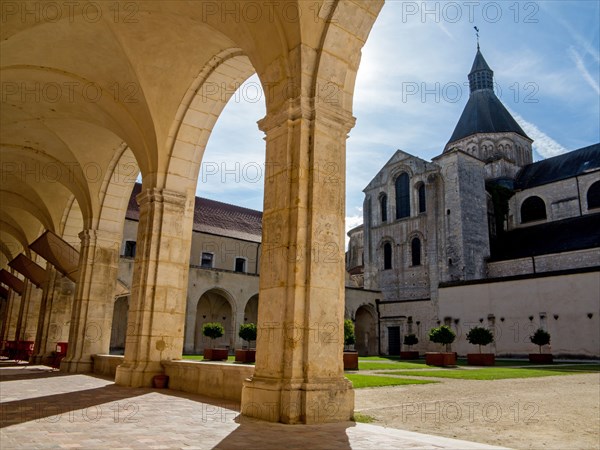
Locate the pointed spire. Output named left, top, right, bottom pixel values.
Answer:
left=468, top=45, right=494, bottom=93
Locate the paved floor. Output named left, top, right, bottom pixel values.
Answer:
left=0, top=364, right=504, bottom=449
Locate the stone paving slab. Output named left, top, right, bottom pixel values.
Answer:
left=1, top=365, right=505, bottom=449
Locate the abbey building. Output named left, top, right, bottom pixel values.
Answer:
left=346, top=47, right=600, bottom=357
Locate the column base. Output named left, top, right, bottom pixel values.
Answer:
left=241, top=376, right=354, bottom=424
left=115, top=360, right=163, bottom=387
left=30, top=354, right=46, bottom=365
left=60, top=358, right=93, bottom=373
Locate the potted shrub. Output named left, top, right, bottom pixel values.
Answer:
left=202, top=322, right=228, bottom=361
left=425, top=325, right=456, bottom=366
left=466, top=326, right=495, bottom=366
left=235, top=323, right=257, bottom=363
left=529, top=328, right=553, bottom=363
left=152, top=373, right=169, bottom=388
left=343, top=319, right=359, bottom=370
left=400, top=334, right=419, bottom=360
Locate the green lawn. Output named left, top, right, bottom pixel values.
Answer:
left=345, top=374, right=437, bottom=388
left=378, top=365, right=599, bottom=380
left=352, top=412, right=376, bottom=423
left=183, top=355, right=236, bottom=362
left=359, top=361, right=427, bottom=370
left=358, top=356, right=403, bottom=361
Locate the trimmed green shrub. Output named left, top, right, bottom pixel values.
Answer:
left=466, top=326, right=494, bottom=353
left=530, top=328, right=551, bottom=353
left=202, top=322, right=224, bottom=341
left=344, top=319, right=356, bottom=349
left=239, top=323, right=257, bottom=344
left=428, top=325, right=456, bottom=352
left=403, top=334, right=419, bottom=349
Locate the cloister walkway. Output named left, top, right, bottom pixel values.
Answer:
left=0, top=363, right=501, bottom=449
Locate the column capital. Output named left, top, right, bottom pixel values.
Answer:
left=135, top=187, right=187, bottom=209
left=78, top=229, right=121, bottom=249
left=258, top=97, right=355, bottom=135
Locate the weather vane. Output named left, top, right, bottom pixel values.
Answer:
left=474, top=26, right=480, bottom=50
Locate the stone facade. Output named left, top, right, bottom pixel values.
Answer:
left=111, top=191, right=381, bottom=357
left=0, top=1, right=385, bottom=424
left=348, top=48, right=600, bottom=358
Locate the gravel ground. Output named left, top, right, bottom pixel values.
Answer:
left=355, top=372, right=600, bottom=450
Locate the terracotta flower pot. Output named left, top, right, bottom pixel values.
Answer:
left=343, top=351, right=359, bottom=370
left=467, top=353, right=495, bottom=366
left=152, top=374, right=169, bottom=389
left=425, top=352, right=456, bottom=366
left=204, top=348, right=229, bottom=361
left=400, top=351, right=419, bottom=360
left=235, top=349, right=256, bottom=363
left=529, top=353, right=553, bottom=364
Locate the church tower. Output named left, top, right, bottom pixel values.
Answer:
left=443, top=46, right=534, bottom=181
left=433, top=44, right=535, bottom=281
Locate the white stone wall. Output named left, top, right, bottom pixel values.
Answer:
left=377, top=299, right=438, bottom=355
left=439, top=270, right=600, bottom=357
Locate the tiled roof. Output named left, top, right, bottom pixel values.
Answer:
left=446, top=48, right=529, bottom=146
left=126, top=183, right=262, bottom=242
left=515, top=143, right=600, bottom=189
left=446, top=89, right=529, bottom=145
left=490, top=212, right=600, bottom=261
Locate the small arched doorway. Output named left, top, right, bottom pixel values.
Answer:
left=355, top=305, right=377, bottom=356
left=110, top=296, right=129, bottom=355
left=244, top=294, right=259, bottom=325
left=194, top=289, right=234, bottom=353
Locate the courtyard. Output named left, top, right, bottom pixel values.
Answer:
left=1, top=360, right=598, bottom=449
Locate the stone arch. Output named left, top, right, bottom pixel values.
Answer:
left=587, top=180, right=600, bottom=210
left=378, top=192, right=388, bottom=223
left=194, top=288, right=236, bottom=353
left=0, top=217, right=31, bottom=259
left=521, top=195, right=547, bottom=223
left=95, top=145, right=139, bottom=235
left=110, top=296, right=129, bottom=355
left=395, top=172, right=411, bottom=219
left=163, top=49, right=256, bottom=193
left=355, top=304, right=377, bottom=356
left=59, top=196, right=84, bottom=249
left=244, top=294, right=259, bottom=326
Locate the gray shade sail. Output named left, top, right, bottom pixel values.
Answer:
left=9, top=254, right=47, bottom=288
left=29, top=231, right=79, bottom=282
left=0, top=269, right=25, bottom=295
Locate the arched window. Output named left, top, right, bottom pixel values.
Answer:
left=383, top=243, right=392, bottom=270
left=418, top=184, right=426, bottom=213
left=411, top=237, right=421, bottom=266
left=521, top=196, right=547, bottom=223
left=380, top=194, right=388, bottom=222
left=587, top=180, right=600, bottom=210
left=395, top=173, right=410, bottom=219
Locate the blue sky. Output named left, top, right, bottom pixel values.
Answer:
left=197, top=1, right=600, bottom=243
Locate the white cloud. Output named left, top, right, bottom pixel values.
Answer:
left=345, top=208, right=363, bottom=249
left=509, top=109, right=568, bottom=159
left=568, top=47, right=600, bottom=95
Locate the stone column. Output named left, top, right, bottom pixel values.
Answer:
left=0, top=292, right=14, bottom=347
left=18, top=281, right=42, bottom=343
left=13, top=279, right=28, bottom=342
left=31, top=269, right=75, bottom=364
left=0, top=289, right=19, bottom=344
left=241, top=101, right=355, bottom=424
left=115, top=187, right=189, bottom=387
left=61, top=229, right=120, bottom=373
